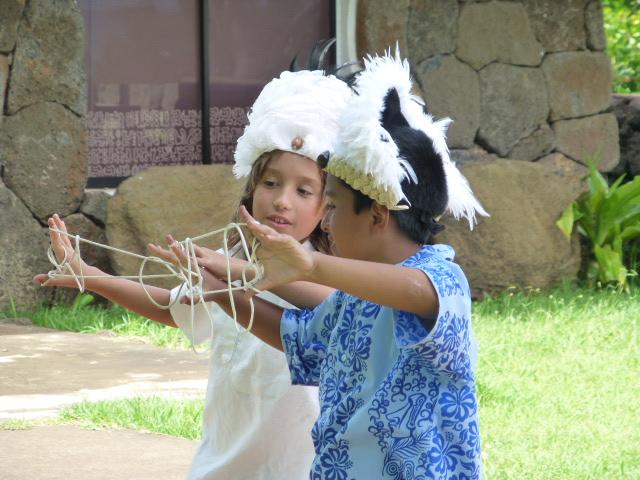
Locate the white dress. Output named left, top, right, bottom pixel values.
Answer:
left=169, top=263, right=318, bottom=480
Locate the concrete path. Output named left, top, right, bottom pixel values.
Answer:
left=0, top=319, right=209, bottom=479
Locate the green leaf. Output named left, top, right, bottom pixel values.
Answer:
left=594, top=244, right=628, bottom=286
left=556, top=203, right=575, bottom=240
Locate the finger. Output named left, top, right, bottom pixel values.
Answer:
left=34, top=274, right=49, bottom=285
left=240, top=207, right=278, bottom=240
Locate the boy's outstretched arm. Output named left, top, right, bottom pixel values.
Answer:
left=179, top=270, right=285, bottom=351
left=242, top=207, right=439, bottom=319
left=149, top=238, right=333, bottom=309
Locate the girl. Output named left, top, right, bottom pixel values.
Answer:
left=35, top=68, right=352, bottom=479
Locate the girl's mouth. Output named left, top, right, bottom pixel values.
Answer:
left=266, top=215, right=292, bottom=228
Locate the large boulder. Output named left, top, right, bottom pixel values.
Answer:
left=0, top=179, right=52, bottom=312
left=437, top=159, right=582, bottom=297
left=107, top=165, right=245, bottom=286
left=0, top=102, right=88, bottom=219
left=7, top=0, right=86, bottom=115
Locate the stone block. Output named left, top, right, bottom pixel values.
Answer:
left=417, top=55, right=479, bottom=149
left=106, top=165, right=245, bottom=286
left=508, top=123, right=555, bottom=161
left=543, top=52, right=612, bottom=121
left=80, top=190, right=112, bottom=227
left=407, top=0, right=457, bottom=65
left=525, top=0, right=588, bottom=52
left=437, top=159, right=581, bottom=296
left=356, top=0, right=410, bottom=58
left=0, top=0, right=26, bottom=53
left=456, top=1, right=543, bottom=70
left=0, top=102, right=88, bottom=219
left=7, top=0, right=86, bottom=115
left=478, top=63, right=549, bottom=156
left=0, top=179, right=52, bottom=312
left=586, top=0, right=607, bottom=51
left=553, top=113, right=620, bottom=172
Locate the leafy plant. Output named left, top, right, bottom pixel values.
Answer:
left=557, top=161, right=640, bottom=288
left=603, top=0, right=640, bottom=93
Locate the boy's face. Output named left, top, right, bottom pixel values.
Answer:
left=322, top=175, right=371, bottom=260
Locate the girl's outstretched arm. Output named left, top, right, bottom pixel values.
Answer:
left=34, top=214, right=176, bottom=327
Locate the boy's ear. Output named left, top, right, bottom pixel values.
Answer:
left=370, top=202, right=390, bottom=231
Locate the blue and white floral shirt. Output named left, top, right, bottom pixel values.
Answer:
left=281, top=244, right=482, bottom=480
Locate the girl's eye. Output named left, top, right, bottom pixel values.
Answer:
left=263, top=179, right=278, bottom=187
left=298, top=188, right=314, bottom=197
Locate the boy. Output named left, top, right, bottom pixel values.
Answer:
left=195, top=51, right=486, bottom=478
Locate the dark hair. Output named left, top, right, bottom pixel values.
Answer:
left=337, top=89, right=448, bottom=244
left=228, top=152, right=332, bottom=254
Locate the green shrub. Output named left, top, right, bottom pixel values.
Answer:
left=557, top=161, right=640, bottom=288
left=603, top=0, right=640, bottom=93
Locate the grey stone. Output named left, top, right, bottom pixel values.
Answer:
left=450, top=145, right=498, bottom=165
left=417, top=55, right=480, bottom=149
left=437, top=159, right=581, bottom=296
left=553, top=113, right=620, bottom=172
left=407, top=0, right=458, bottom=64
left=536, top=152, right=589, bottom=198
left=0, top=53, right=8, bottom=126
left=525, top=0, right=588, bottom=53
left=0, top=180, right=52, bottom=312
left=0, top=102, right=88, bottom=219
left=508, top=123, right=555, bottom=161
left=106, top=165, right=245, bottom=285
left=585, top=0, right=607, bottom=51
left=80, top=189, right=112, bottom=226
left=0, top=0, right=26, bottom=53
left=456, top=1, right=543, bottom=70
left=356, top=0, right=410, bottom=57
left=7, top=0, right=86, bottom=115
left=478, top=63, right=549, bottom=156
left=543, top=52, right=612, bottom=121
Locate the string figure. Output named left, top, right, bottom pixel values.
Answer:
left=43, top=222, right=264, bottom=359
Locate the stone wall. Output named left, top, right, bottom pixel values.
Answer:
left=0, top=0, right=108, bottom=312
left=357, top=0, right=620, bottom=294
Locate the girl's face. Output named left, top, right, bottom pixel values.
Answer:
left=251, top=151, right=326, bottom=242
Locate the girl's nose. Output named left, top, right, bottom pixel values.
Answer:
left=273, top=191, right=292, bottom=211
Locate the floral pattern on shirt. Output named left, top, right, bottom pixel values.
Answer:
left=281, top=245, right=482, bottom=479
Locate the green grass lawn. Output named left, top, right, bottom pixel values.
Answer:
left=3, top=285, right=639, bottom=478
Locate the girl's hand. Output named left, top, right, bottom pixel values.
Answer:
left=179, top=267, right=229, bottom=305
left=33, top=214, right=92, bottom=289
left=239, top=206, right=314, bottom=294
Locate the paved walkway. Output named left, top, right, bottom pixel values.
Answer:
left=0, top=319, right=209, bottom=479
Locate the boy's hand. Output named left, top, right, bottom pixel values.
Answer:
left=33, top=214, right=92, bottom=289
left=240, top=206, right=314, bottom=294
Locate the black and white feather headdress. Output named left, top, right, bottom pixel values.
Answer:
left=324, top=48, right=488, bottom=228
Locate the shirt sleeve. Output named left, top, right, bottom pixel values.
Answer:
left=169, top=283, right=216, bottom=345
left=393, top=257, right=476, bottom=381
left=280, top=292, right=339, bottom=386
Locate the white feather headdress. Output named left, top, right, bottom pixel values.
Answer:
left=233, top=70, right=352, bottom=178
left=325, top=48, right=488, bottom=228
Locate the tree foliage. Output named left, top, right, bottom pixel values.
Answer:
left=603, top=0, right=640, bottom=93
